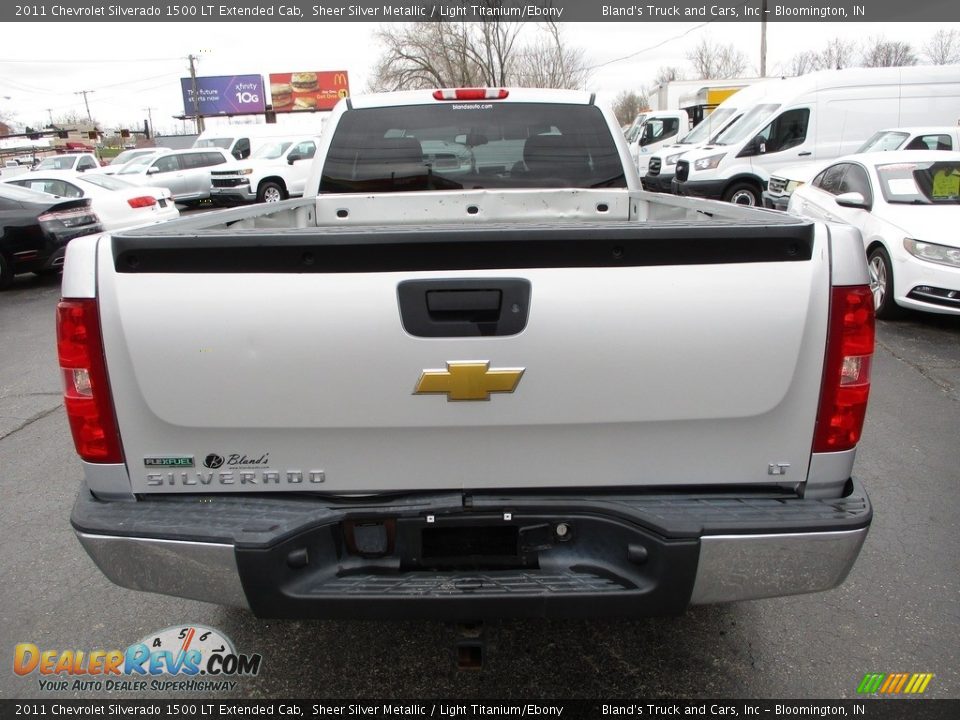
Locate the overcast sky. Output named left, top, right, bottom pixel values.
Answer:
left=1, top=21, right=956, bottom=136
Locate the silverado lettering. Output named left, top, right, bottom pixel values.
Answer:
left=145, top=471, right=325, bottom=486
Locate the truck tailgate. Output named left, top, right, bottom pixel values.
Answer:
left=98, top=220, right=828, bottom=494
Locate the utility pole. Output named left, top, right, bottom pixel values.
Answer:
left=187, top=53, right=205, bottom=133
left=143, top=107, right=155, bottom=139
left=760, top=0, right=768, bottom=77
left=75, top=90, right=94, bottom=122
left=45, top=108, right=54, bottom=127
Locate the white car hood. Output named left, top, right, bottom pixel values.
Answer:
left=875, top=204, right=960, bottom=247
left=770, top=162, right=821, bottom=182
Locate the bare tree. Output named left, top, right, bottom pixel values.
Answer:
left=861, top=36, right=917, bottom=67
left=46, top=110, right=100, bottom=132
left=612, top=90, right=649, bottom=127
left=818, top=37, right=858, bottom=70
left=511, top=22, right=590, bottom=89
left=783, top=50, right=821, bottom=77
left=653, top=65, right=684, bottom=85
left=368, top=23, right=514, bottom=91
left=685, top=37, right=748, bottom=79
left=368, top=21, right=588, bottom=92
left=923, top=29, right=960, bottom=65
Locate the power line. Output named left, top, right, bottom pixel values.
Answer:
left=585, top=22, right=713, bottom=72
left=34, top=77, right=181, bottom=117
left=0, top=70, right=180, bottom=98
left=92, top=71, right=181, bottom=92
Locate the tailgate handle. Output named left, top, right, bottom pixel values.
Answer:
left=398, top=279, right=531, bottom=338
left=427, top=289, right=501, bottom=321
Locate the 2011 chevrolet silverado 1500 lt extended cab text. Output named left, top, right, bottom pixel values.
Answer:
left=62, top=89, right=875, bottom=619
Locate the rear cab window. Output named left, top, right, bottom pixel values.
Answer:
left=319, top=102, right=626, bottom=194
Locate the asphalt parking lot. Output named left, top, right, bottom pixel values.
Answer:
left=1, top=271, right=958, bottom=701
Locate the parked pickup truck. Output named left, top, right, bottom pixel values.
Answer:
left=209, top=135, right=321, bottom=204
left=63, top=88, right=875, bottom=619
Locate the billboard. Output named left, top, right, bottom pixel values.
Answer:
left=268, top=71, right=350, bottom=112
left=180, top=75, right=266, bottom=116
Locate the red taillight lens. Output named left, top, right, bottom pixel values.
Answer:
left=127, top=196, right=157, bottom=209
left=56, top=299, right=123, bottom=463
left=432, top=88, right=509, bottom=101
left=38, top=207, right=99, bottom=228
left=813, top=285, right=875, bottom=453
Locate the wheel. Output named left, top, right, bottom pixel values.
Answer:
left=867, top=246, right=906, bottom=320
left=257, top=181, right=286, bottom=203
left=723, top=182, right=761, bottom=206
left=0, top=252, right=13, bottom=291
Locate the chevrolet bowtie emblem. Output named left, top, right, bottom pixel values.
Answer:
left=414, top=362, right=525, bottom=402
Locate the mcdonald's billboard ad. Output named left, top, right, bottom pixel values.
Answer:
left=268, top=71, right=350, bottom=112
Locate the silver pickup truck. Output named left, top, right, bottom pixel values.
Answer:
left=61, top=89, right=875, bottom=619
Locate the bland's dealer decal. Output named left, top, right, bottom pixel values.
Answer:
left=14, top=625, right=262, bottom=692
left=143, top=451, right=326, bottom=486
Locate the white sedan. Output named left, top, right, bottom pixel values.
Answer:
left=788, top=150, right=960, bottom=318
left=3, top=170, right=179, bottom=232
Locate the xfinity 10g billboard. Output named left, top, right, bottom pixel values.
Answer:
left=180, top=75, right=266, bottom=116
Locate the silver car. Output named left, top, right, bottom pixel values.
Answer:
left=117, top=148, right=230, bottom=203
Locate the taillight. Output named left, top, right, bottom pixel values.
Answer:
left=56, top=299, right=123, bottom=463
left=39, top=207, right=99, bottom=228
left=432, top=88, right=509, bottom=101
left=813, top=285, right=875, bottom=453
left=127, top=196, right=157, bottom=209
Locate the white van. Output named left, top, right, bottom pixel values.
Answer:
left=673, top=65, right=960, bottom=206
left=630, top=111, right=687, bottom=174
left=193, top=123, right=324, bottom=161
left=210, top=135, right=321, bottom=203
left=641, top=81, right=789, bottom=193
